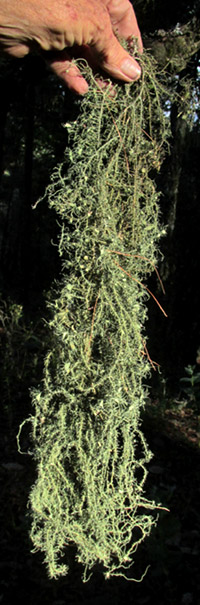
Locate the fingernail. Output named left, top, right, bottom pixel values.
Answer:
left=121, top=59, right=141, bottom=80
left=78, top=80, right=89, bottom=95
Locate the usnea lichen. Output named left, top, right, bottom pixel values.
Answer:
left=26, top=51, right=169, bottom=581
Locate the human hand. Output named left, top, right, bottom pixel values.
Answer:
left=0, top=0, right=143, bottom=94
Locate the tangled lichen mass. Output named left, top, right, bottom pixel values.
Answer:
left=27, top=52, right=169, bottom=581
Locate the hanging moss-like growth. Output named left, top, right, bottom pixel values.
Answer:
left=27, top=51, right=169, bottom=581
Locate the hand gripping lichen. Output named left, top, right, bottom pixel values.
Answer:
left=27, top=51, right=169, bottom=581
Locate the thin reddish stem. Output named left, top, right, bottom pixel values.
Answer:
left=107, top=250, right=165, bottom=294
left=113, top=260, right=167, bottom=317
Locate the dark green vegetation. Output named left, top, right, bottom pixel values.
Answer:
left=0, top=0, right=200, bottom=602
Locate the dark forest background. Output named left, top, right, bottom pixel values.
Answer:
left=0, top=1, right=200, bottom=604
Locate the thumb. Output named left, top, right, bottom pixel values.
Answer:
left=92, top=30, right=141, bottom=82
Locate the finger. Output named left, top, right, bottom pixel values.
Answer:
left=46, top=50, right=89, bottom=94
left=106, top=0, right=143, bottom=53
left=3, top=43, right=29, bottom=58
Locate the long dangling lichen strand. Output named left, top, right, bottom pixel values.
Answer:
left=28, top=50, right=169, bottom=580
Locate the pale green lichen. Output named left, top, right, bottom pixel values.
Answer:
left=27, top=51, right=169, bottom=581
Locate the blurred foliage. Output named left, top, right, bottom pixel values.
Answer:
left=0, top=297, right=47, bottom=419
left=180, top=364, right=200, bottom=411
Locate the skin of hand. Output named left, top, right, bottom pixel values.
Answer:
left=0, top=0, right=143, bottom=94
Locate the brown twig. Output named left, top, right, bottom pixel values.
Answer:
left=107, top=250, right=165, bottom=294
left=113, top=260, right=167, bottom=317
left=110, top=115, right=130, bottom=174
left=141, top=339, right=160, bottom=372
